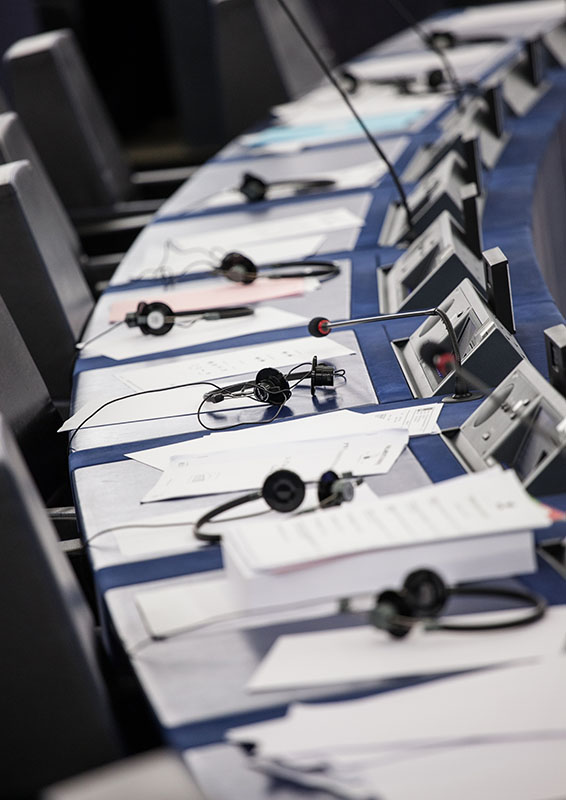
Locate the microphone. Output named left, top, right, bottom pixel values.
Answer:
left=308, top=309, right=481, bottom=402
left=273, top=0, right=414, bottom=231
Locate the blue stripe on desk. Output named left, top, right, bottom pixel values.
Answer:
left=69, top=429, right=208, bottom=471
left=97, top=548, right=223, bottom=593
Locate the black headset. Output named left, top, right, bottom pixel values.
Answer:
left=194, top=467, right=359, bottom=543
left=369, top=569, right=547, bottom=638
left=341, top=67, right=447, bottom=96
left=214, top=251, right=340, bottom=285
left=239, top=171, right=335, bottom=203
left=202, top=357, right=340, bottom=407
left=124, top=301, right=253, bottom=336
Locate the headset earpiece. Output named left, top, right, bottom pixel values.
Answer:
left=262, top=469, right=306, bottom=512
left=370, top=589, right=415, bottom=638
left=240, top=172, right=268, bottom=202
left=219, top=252, right=258, bottom=284
left=317, top=470, right=356, bottom=507
left=403, top=569, right=448, bottom=616
left=369, top=570, right=449, bottom=637
left=427, top=68, right=445, bottom=90
left=125, top=301, right=175, bottom=336
left=253, top=367, right=292, bottom=405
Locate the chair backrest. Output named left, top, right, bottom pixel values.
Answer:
left=3, top=29, right=133, bottom=212
left=0, top=84, right=9, bottom=112
left=0, top=292, right=68, bottom=504
left=0, top=110, right=82, bottom=260
left=254, top=0, right=335, bottom=99
left=0, top=159, right=93, bottom=403
left=0, top=414, right=122, bottom=797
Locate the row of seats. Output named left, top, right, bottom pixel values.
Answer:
left=0, top=25, right=211, bottom=800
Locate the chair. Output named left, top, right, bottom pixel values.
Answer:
left=0, top=414, right=124, bottom=798
left=42, top=749, right=206, bottom=800
left=0, top=159, right=93, bottom=407
left=0, top=111, right=125, bottom=286
left=159, top=0, right=335, bottom=146
left=3, top=29, right=195, bottom=221
left=0, top=291, right=69, bottom=506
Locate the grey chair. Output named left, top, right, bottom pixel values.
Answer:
left=0, top=111, right=126, bottom=286
left=0, top=159, right=93, bottom=407
left=159, top=0, right=335, bottom=147
left=3, top=29, right=195, bottom=221
left=0, top=291, right=69, bottom=506
left=42, top=749, right=206, bottom=800
left=0, top=414, right=123, bottom=798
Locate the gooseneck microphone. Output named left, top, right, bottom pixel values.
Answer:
left=309, top=309, right=480, bottom=402
left=382, top=0, right=464, bottom=104
left=273, top=0, right=413, bottom=230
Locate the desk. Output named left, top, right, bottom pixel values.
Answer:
left=70, top=3, right=566, bottom=796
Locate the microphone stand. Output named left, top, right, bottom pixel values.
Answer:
left=309, top=308, right=481, bottom=402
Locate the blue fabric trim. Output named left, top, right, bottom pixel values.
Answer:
left=97, top=547, right=222, bottom=593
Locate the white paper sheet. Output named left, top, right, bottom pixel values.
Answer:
left=127, top=410, right=403, bottom=471
left=363, top=403, right=442, bottom=436
left=246, top=607, right=566, bottom=691
left=227, top=468, right=551, bottom=574
left=80, top=306, right=307, bottom=361
left=135, top=207, right=365, bottom=277
left=119, top=337, right=355, bottom=392
left=229, top=656, right=566, bottom=756
left=136, top=576, right=242, bottom=638
left=195, top=157, right=404, bottom=211
left=352, top=43, right=509, bottom=83
left=141, top=429, right=408, bottom=503
left=229, top=657, right=566, bottom=800
left=129, top=234, right=328, bottom=281
left=62, top=338, right=357, bottom=432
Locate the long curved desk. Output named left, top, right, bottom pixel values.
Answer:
left=70, top=3, right=566, bottom=796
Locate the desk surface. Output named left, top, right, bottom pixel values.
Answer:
left=71, top=3, right=566, bottom=796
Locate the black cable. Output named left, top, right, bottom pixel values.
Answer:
left=273, top=0, right=414, bottom=230
left=67, top=380, right=225, bottom=450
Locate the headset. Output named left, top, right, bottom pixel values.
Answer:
left=124, top=301, right=254, bottom=336
left=202, top=357, right=340, bottom=407
left=213, top=251, right=340, bottom=285
left=239, top=171, right=335, bottom=202
left=340, top=67, right=448, bottom=97
left=197, top=357, right=345, bottom=431
left=369, top=569, right=547, bottom=638
left=194, top=467, right=360, bottom=543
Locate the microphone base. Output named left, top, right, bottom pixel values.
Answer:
left=442, top=390, right=483, bottom=404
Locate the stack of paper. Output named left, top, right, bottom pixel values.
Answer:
left=226, top=657, right=566, bottom=800
left=222, top=468, right=550, bottom=609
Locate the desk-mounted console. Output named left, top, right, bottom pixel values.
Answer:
left=501, top=38, right=551, bottom=116
left=404, top=85, right=509, bottom=182
left=379, top=139, right=482, bottom=247
left=442, top=360, right=566, bottom=495
left=378, top=210, right=484, bottom=314
left=392, top=278, right=525, bottom=398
